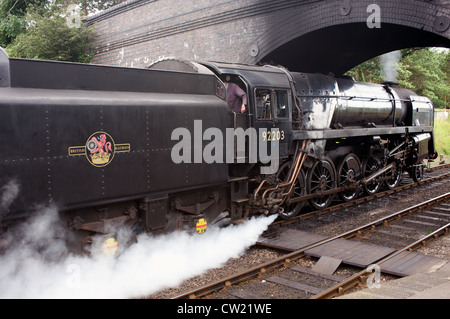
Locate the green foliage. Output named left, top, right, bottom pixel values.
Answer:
left=400, top=49, right=449, bottom=109
left=6, top=6, right=94, bottom=62
left=0, top=0, right=48, bottom=16
left=0, top=13, right=27, bottom=47
left=54, top=0, right=126, bottom=16
left=434, top=116, right=450, bottom=157
left=346, top=57, right=382, bottom=83
left=346, top=48, right=450, bottom=109
left=0, top=0, right=47, bottom=47
left=1, top=1, right=127, bottom=63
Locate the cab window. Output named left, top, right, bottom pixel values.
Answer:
left=255, top=88, right=289, bottom=120
left=255, top=89, right=272, bottom=120
left=274, top=90, right=288, bottom=119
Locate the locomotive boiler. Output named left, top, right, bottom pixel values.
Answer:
left=0, top=50, right=436, bottom=254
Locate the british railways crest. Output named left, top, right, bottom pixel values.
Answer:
left=68, top=131, right=131, bottom=167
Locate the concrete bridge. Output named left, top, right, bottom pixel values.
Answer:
left=89, top=0, right=450, bottom=75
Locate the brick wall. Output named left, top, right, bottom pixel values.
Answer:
left=88, top=0, right=450, bottom=70
left=89, top=0, right=274, bottom=68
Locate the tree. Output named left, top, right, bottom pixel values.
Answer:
left=0, top=0, right=48, bottom=47
left=53, top=0, right=126, bottom=16
left=6, top=5, right=94, bottom=62
left=442, top=54, right=450, bottom=107
left=400, top=48, right=450, bottom=109
left=2, top=1, right=127, bottom=62
left=346, top=57, right=382, bottom=83
left=346, top=48, right=450, bottom=109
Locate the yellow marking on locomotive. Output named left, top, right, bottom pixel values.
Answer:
left=102, top=237, right=119, bottom=256
left=196, top=218, right=207, bottom=234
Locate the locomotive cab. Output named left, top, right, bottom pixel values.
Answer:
left=199, top=61, right=296, bottom=162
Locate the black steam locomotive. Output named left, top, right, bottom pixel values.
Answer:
left=0, top=49, right=435, bottom=253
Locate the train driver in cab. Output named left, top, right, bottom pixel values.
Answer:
left=223, top=75, right=247, bottom=113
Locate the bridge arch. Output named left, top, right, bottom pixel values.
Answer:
left=247, top=0, right=450, bottom=75
left=89, top=0, right=449, bottom=74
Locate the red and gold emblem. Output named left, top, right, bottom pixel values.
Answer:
left=68, top=131, right=130, bottom=167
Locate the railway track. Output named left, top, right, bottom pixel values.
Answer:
left=172, top=167, right=450, bottom=299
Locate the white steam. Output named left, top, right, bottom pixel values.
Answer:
left=380, top=50, right=402, bottom=82
left=0, top=208, right=277, bottom=299
left=0, top=179, right=20, bottom=215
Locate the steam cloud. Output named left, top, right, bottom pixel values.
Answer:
left=380, top=50, right=402, bottom=82
left=0, top=179, right=20, bottom=216
left=0, top=207, right=277, bottom=299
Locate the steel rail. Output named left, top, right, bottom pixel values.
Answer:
left=173, top=191, right=450, bottom=299
left=314, top=220, right=450, bottom=299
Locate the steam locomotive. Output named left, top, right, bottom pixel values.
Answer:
left=0, top=49, right=435, bottom=253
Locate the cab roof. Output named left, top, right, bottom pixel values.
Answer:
left=199, top=61, right=291, bottom=89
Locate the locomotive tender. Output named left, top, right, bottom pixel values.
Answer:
left=0, top=48, right=435, bottom=253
